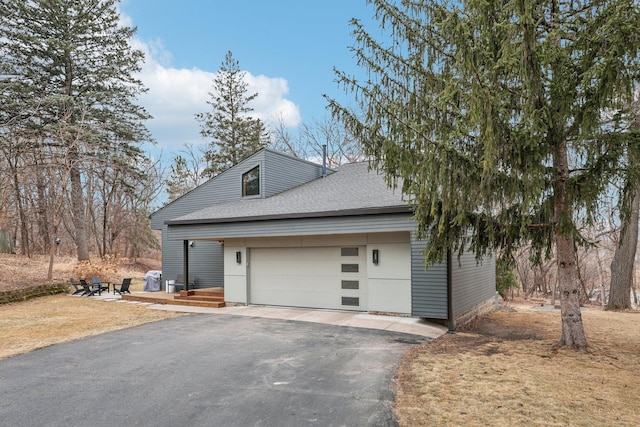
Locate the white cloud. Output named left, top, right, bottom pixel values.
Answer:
left=245, top=74, right=301, bottom=128
left=126, top=21, right=301, bottom=154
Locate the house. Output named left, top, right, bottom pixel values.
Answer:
left=150, top=148, right=496, bottom=329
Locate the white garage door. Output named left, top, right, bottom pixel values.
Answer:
left=248, top=246, right=367, bottom=311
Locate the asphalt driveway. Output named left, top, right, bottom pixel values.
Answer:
left=0, top=314, right=427, bottom=426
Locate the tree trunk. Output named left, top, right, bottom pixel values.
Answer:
left=47, top=194, right=65, bottom=281
left=47, top=231, right=56, bottom=281
left=554, top=137, right=587, bottom=349
left=8, top=159, right=29, bottom=257
left=607, top=184, right=640, bottom=310
left=35, top=165, right=51, bottom=253
left=102, top=196, right=108, bottom=257
left=632, top=267, right=638, bottom=306
left=594, top=245, right=607, bottom=306
left=556, top=232, right=587, bottom=348
left=69, top=150, right=90, bottom=261
left=574, top=252, right=590, bottom=304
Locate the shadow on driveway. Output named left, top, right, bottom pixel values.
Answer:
left=0, top=314, right=429, bottom=426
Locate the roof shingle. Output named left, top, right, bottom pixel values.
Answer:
left=167, top=162, right=409, bottom=225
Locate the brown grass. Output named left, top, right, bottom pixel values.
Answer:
left=395, top=305, right=640, bottom=427
left=0, top=295, right=184, bottom=360
left=0, top=253, right=184, bottom=360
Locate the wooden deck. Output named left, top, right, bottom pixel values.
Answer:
left=122, top=287, right=225, bottom=308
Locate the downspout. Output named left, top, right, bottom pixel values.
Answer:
left=183, top=240, right=190, bottom=292
left=447, top=249, right=456, bottom=333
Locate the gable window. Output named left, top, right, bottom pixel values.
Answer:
left=242, top=166, right=260, bottom=197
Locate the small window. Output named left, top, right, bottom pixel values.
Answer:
left=341, top=280, right=359, bottom=290
left=341, top=247, right=359, bottom=257
left=341, top=264, right=359, bottom=273
left=342, top=297, right=360, bottom=306
left=242, top=166, right=260, bottom=197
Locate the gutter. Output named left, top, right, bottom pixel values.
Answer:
left=165, top=205, right=412, bottom=226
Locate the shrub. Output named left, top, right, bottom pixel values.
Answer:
left=73, top=255, right=126, bottom=281
left=496, top=257, right=519, bottom=301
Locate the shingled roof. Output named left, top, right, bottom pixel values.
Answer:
left=166, top=162, right=411, bottom=225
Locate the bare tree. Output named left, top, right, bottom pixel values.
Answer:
left=608, top=186, right=640, bottom=309
left=269, top=113, right=302, bottom=158
left=608, top=91, right=640, bottom=310
left=121, top=156, right=164, bottom=261
left=269, top=116, right=366, bottom=167
left=165, top=143, right=207, bottom=202
left=299, top=118, right=366, bottom=167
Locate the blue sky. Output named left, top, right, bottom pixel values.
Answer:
left=118, top=0, right=380, bottom=159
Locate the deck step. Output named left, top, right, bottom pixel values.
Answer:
left=168, top=299, right=225, bottom=308
left=174, top=287, right=224, bottom=307
left=122, top=294, right=226, bottom=308
left=180, top=288, right=224, bottom=298
left=174, top=295, right=224, bottom=303
left=122, top=287, right=225, bottom=309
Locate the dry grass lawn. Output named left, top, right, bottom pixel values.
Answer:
left=0, top=295, right=184, bottom=360
left=395, top=304, right=640, bottom=427
left=0, top=253, right=184, bottom=360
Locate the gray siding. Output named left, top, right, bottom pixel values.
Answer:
left=451, top=251, right=496, bottom=316
left=151, top=149, right=326, bottom=230
left=152, top=154, right=265, bottom=284
left=166, top=213, right=415, bottom=241
left=161, top=232, right=224, bottom=290
left=151, top=149, right=328, bottom=286
left=263, top=150, right=325, bottom=197
left=410, top=237, right=448, bottom=319
left=150, top=153, right=267, bottom=230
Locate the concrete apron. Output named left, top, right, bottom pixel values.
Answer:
left=89, top=292, right=449, bottom=340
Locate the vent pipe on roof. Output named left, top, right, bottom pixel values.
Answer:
left=322, top=144, right=327, bottom=177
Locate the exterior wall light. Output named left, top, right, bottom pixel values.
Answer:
left=372, top=249, right=379, bottom=265
left=236, top=251, right=242, bottom=264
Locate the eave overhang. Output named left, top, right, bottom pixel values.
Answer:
left=165, top=205, right=412, bottom=226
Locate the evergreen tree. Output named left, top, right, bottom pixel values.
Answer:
left=197, top=51, right=269, bottom=178
left=0, top=0, right=152, bottom=261
left=328, top=0, right=640, bottom=348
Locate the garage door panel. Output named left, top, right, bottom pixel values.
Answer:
left=250, top=280, right=339, bottom=308
left=252, top=248, right=340, bottom=273
left=249, top=247, right=366, bottom=311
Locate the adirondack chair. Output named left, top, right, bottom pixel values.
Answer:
left=69, top=278, right=84, bottom=295
left=92, top=277, right=109, bottom=293
left=80, top=279, right=100, bottom=297
left=113, top=278, right=132, bottom=295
